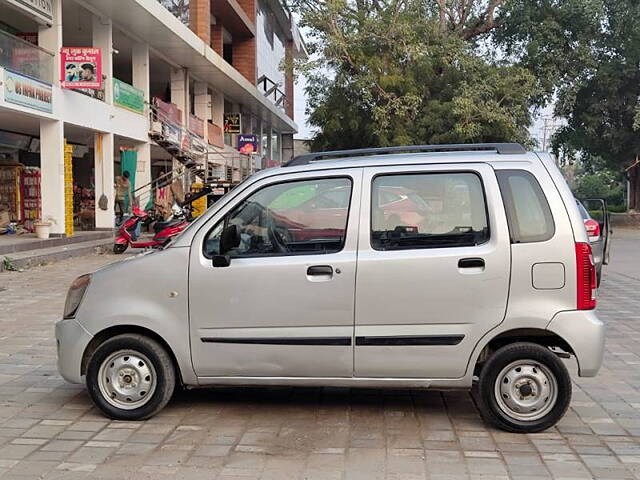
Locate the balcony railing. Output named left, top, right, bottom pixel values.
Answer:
left=0, top=29, right=53, bottom=84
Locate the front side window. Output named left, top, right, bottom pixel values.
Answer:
left=371, top=172, right=489, bottom=250
left=204, top=178, right=352, bottom=257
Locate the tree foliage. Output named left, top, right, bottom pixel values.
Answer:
left=291, top=0, right=539, bottom=151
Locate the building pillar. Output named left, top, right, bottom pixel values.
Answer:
left=132, top=42, right=150, bottom=102
left=135, top=141, right=152, bottom=206
left=40, top=119, right=65, bottom=235
left=211, top=23, right=223, bottom=56
left=92, top=14, right=113, bottom=104
left=282, top=133, right=294, bottom=164
left=194, top=82, right=211, bottom=143
left=38, top=0, right=61, bottom=80
left=94, top=132, right=115, bottom=228
left=170, top=68, right=189, bottom=125
left=189, top=0, right=211, bottom=45
left=285, top=41, right=294, bottom=120
left=233, top=0, right=256, bottom=84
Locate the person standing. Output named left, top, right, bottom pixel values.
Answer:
left=114, top=171, right=132, bottom=223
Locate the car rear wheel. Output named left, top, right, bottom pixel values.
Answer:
left=477, top=342, right=571, bottom=433
left=86, top=334, right=175, bottom=420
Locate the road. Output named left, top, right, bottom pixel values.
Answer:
left=0, top=231, right=638, bottom=479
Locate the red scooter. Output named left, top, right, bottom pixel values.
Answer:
left=113, top=206, right=189, bottom=254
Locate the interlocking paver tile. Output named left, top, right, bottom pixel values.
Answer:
left=0, top=232, right=639, bottom=479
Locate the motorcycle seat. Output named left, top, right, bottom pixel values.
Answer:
left=153, top=219, right=183, bottom=233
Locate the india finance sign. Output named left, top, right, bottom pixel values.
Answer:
left=3, top=68, right=53, bottom=113
left=4, top=0, right=53, bottom=25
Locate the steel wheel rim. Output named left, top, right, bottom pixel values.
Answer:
left=97, top=350, right=157, bottom=410
left=494, top=359, right=558, bottom=422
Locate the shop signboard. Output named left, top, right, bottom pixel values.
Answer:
left=113, top=78, right=144, bottom=114
left=60, top=47, right=102, bottom=89
left=4, top=0, right=53, bottom=25
left=223, top=113, right=241, bottom=134
left=237, top=134, right=258, bottom=154
left=2, top=68, right=53, bottom=113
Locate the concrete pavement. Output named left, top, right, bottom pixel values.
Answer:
left=0, top=232, right=638, bottom=479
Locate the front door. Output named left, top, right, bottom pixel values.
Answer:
left=354, top=163, right=511, bottom=378
left=188, top=169, right=362, bottom=378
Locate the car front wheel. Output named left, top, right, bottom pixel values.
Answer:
left=477, top=342, right=571, bottom=433
left=86, top=334, right=175, bottom=420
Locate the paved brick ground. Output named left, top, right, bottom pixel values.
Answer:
left=0, top=234, right=639, bottom=479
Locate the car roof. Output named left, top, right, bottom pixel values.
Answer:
left=252, top=150, right=539, bottom=184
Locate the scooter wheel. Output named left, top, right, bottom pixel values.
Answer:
left=113, top=243, right=128, bottom=254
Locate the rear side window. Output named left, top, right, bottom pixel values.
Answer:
left=496, top=170, right=555, bottom=243
left=371, top=172, right=490, bottom=250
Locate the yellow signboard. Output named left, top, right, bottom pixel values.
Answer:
left=190, top=183, right=207, bottom=218
left=64, top=141, right=74, bottom=237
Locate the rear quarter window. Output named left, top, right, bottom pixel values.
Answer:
left=496, top=170, right=555, bottom=243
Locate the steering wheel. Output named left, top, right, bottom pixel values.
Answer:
left=267, top=216, right=289, bottom=253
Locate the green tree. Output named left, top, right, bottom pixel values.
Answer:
left=497, top=0, right=640, bottom=209
left=291, top=0, right=540, bottom=151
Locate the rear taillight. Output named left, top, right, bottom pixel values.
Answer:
left=575, top=242, right=597, bottom=310
left=584, top=219, right=600, bottom=239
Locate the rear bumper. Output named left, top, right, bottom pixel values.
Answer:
left=55, top=318, right=93, bottom=384
left=546, top=310, right=605, bottom=377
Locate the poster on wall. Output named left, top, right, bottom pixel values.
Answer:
left=237, top=134, right=258, bottom=154
left=60, top=47, right=102, bottom=89
left=223, top=113, right=241, bottom=134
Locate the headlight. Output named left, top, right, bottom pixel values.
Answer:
left=63, top=274, right=91, bottom=319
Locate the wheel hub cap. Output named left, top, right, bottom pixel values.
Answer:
left=494, top=360, right=558, bottom=422
left=98, top=350, right=157, bottom=410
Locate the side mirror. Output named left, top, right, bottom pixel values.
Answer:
left=220, top=224, right=241, bottom=254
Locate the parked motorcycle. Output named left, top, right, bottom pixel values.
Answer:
left=113, top=204, right=190, bottom=254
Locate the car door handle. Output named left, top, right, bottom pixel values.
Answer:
left=307, top=265, right=333, bottom=276
left=458, top=258, right=485, bottom=269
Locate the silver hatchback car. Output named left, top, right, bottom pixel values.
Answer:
left=56, top=143, right=605, bottom=433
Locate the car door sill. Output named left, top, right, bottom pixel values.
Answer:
left=194, top=376, right=471, bottom=389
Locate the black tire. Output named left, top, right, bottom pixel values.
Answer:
left=113, top=243, right=128, bottom=254
left=477, top=342, right=571, bottom=433
left=86, top=334, right=175, bottom=421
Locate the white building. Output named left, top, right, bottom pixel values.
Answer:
left=0, top=0, right=304, bottom=236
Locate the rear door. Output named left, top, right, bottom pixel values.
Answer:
left=354, top=163, right=511, bottom=379
left=582, top=198, right=611, bottom=265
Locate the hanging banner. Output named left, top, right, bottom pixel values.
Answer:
left=223, top=113, right=241, bottom=134
left=237, top=134, right=258, bottom=154
left=60, top=47, right=102, bottom=89
left=3, top=68, right=53, bottom=113
left=113, top=78, right=144, bottom=114
left=64, top=141, right=74, bottom=237
left=4, top=0, right=53, bottom=25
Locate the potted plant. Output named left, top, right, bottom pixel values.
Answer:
left=34, top=216, right=56, bottom=239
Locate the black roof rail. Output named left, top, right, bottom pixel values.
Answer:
left=284, top=143, right=526, bottom=167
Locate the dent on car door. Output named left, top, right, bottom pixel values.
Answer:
left=188, top=170, right=362, bottom=378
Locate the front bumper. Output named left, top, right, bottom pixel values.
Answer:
left=55, top=318, right=93, bottom=384
left=546, top=310, right=605, bottom=377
